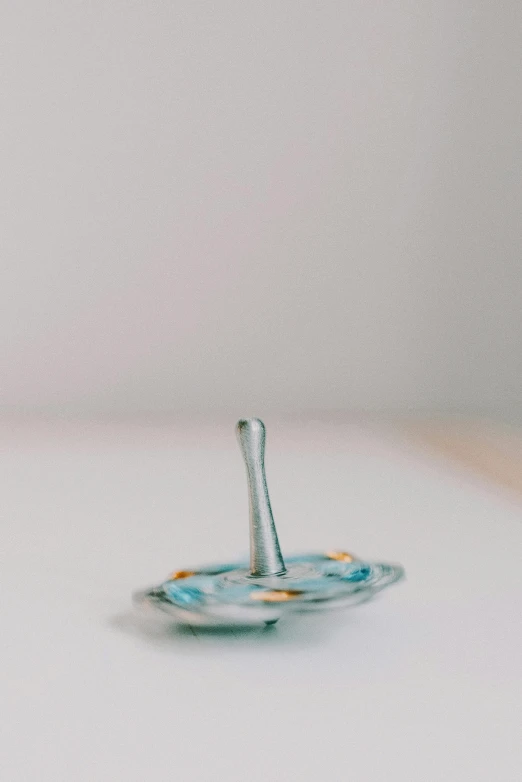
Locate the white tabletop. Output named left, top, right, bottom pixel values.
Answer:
left=2, top=418, right=521, bottom=781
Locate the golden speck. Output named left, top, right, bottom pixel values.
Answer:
left=326, top=551, right=355, bottom=563
left=168, top=570, right=197, bottom=580
left=250, top=589, right=304, bottom=603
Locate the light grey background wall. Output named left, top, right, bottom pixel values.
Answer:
left=1, top=2, right=521, bottom=417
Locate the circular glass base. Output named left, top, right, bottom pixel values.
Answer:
left=135, top=553, right=404, bottom=627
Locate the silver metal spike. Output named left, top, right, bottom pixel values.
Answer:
left=236, top=418, right=286, bottom=577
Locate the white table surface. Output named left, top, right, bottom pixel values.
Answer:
left=2, top=418, right=522, bottom=781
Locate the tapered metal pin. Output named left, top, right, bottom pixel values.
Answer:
left=236, top=418, right=286, bottom=578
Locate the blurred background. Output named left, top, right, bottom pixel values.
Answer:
left=1, top=1, right=521, bottom=421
